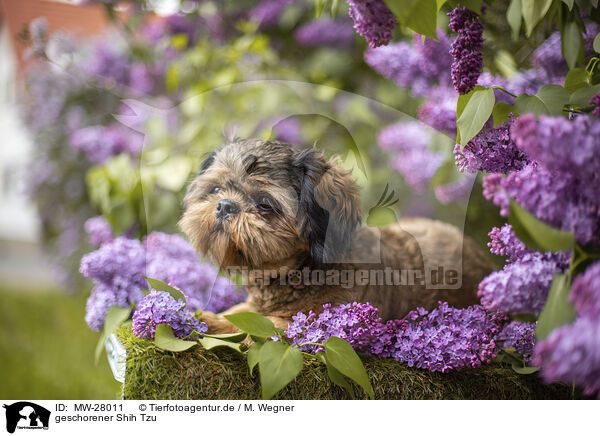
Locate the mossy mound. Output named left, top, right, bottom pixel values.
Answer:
left=117, top=327, right=572, bottom=400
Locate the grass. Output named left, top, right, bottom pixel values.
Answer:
left=0, top=286, right=122, bottom=399
left=118, top=327, right=573, bottom=400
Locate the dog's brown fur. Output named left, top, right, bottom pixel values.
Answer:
left=179, top=139, right=494, bottom=333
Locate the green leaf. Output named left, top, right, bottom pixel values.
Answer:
left=492, top=102, right=515, bottom=127
left=594, top=32, right=600, bottom=54
left=384, top=0, right=438, bottom=40
left=563, top=68, right=591, bottom=93
left=165, top=64, right=178, bottom=92
left=562, top=20, right=583, bottom=69
left=224, top=312, right=276, bottom=338
left=247, top=342, right=263, bottom=375
left=430, top=159, right=461, bottom=188
left=154, top=324, right=197, bottom=352
left=258, top=341, right=303, bottom=400
left=561, top=0, right=575, bottom=8
left=512, top=365, right=540, bottom=374
left=95, top=305, right=131, bottom=363
left=457, top=87, right=495, bottom=146
left=506, top=0, right=522, bottom=40
left=522, top=0, right=552, bottom=36
left=324, top=337, right=374, bottom=399
left=514, top=84, right=569, bottom=116
left=198, top=337, right=242, bottom=353
left=325, top=357, right=355, bottom=399
left=143, top=276, right=186, bottom=306
left=569, top=84, right=600, bottom=106
left=509, top=200, right=575, bottom=252
left=202, top=332, right=248, bottom=343
left=536, top=274, right=576, bottom=340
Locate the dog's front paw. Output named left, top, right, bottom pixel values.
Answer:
left=199, top=310, right=241, bottom=334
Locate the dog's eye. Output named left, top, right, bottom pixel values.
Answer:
left=210, top=186, right=221, bottom=194
left=257, top=199, right=273, bottom=212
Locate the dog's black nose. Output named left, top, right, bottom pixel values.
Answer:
left=216, top=199, right=240, bottom=219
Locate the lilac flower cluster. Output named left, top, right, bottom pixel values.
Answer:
left=346, top=0, right=397, bottom=48
left=294, top=19, right=354, bottom=48
left=478, top=225, right=568, bottom=316
left=285, top=301, right=509, bottom=373
left=531, top=24, right=599, bottom=80
left=394, top=303, right=506, bottom=372
left=417, top=86, right=457, bottom=134
left=81, top=237, right=147, bottom=331
left=285, top=302, right=399, bottom=357
left=454, top=118, right=528, bottom=174
left=487, top=224, right=531, bottom=263
left=131, top=291, right=207, bottom=339
left=433, top=173, right=475, bottom=205
left=570, top=261, right=600, bottom=318
left=377, top=121, right=444, bottom=193
left=483, top=115, right=600, bottom=244
left=534, top=317, right=600, bottom=398
left=496, top=321, right=536, bottom=363
left=84, top=216, right=113, bottom=246
left=365, top=31, right=453, bottom=97
left=81, top=232, right=246, bottom=331
left=533, top=261, right=600, bottom=397
left=69, top=124, right=144, bottom=165
left=591, top=92, right=600, bottom=119
left=249, top=0, right=293, bottom=29
left=448, top=6, right=484, bottom=94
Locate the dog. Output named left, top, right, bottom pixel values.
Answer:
left=179, top=139, right=494, bottom=333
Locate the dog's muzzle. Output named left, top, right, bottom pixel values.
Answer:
left=216, top=199, right=240, bottom=220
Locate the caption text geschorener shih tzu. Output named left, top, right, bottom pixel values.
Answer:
left=223, top=265, right=460, bottom=289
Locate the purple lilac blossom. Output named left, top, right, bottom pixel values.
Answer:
left=378, top=121, right=444, bottom=193
left=454, top=118, right=528, bottom=174
left=487, top=224, right=531, bottom=262
left=497, top=321, right=536, bottom=363
left=477, top=253, right=563, bottom=315
left=347, top=0, right=397, bottom=48
left=448, top=6, right=484, bottom=94
left=249, top=0, right=293, bottom=29
left=533, top=317, right=600, bottom=398
left=69, top=124, right=144, bottom=164
left=417, top=86, right=457, bottom=134
left=294, top=19, right=354, bottom=48
left=274, top=118, right=302, bottom=145
left=365, top=42, right=426, bottom=95
left=285, top=301, right=509, bottom=372
left=81, top=40, right=130, bottom=86
left=81, top=233, right=245, bottom=330
left=570, top=261, right=600, bottom=318
left=483, top=163, right=600, bottom=245
left=412, top=29, right=453, bottom=85
left=393, top=302, right=506, bottom=372
left=591, top=92, right=600, bottom=119
left=131, top=291, right=206, bottom=339
left=84, top=283, right=129, bottom=331
left=434, top=173, right=476, bottom=205
left=84, top=216, right=113, bottom=246
left=285, top=302, right=395, bottom=355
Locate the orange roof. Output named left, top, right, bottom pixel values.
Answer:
left=1, top=0, right=110, bottom=71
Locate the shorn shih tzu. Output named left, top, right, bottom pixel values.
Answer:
left=179, top=139, right=494, bottom=333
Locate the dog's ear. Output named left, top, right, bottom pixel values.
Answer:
left=293, top=148, right=361, bottom=264
left=198, top=151, right=216, bottom=175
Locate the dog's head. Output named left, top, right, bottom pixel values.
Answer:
left=179, top=139, right=360, bottom=269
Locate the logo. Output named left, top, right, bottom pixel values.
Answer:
left=2, top=402, right=50, bottom=434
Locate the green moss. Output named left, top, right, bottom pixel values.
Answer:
left=118, top=327, right=572, bottom=400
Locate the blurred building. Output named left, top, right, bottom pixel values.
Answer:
left=0, top=0, right=107, bottom=286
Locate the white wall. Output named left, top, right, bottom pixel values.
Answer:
left=0, top=25, right=41, bottom=243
